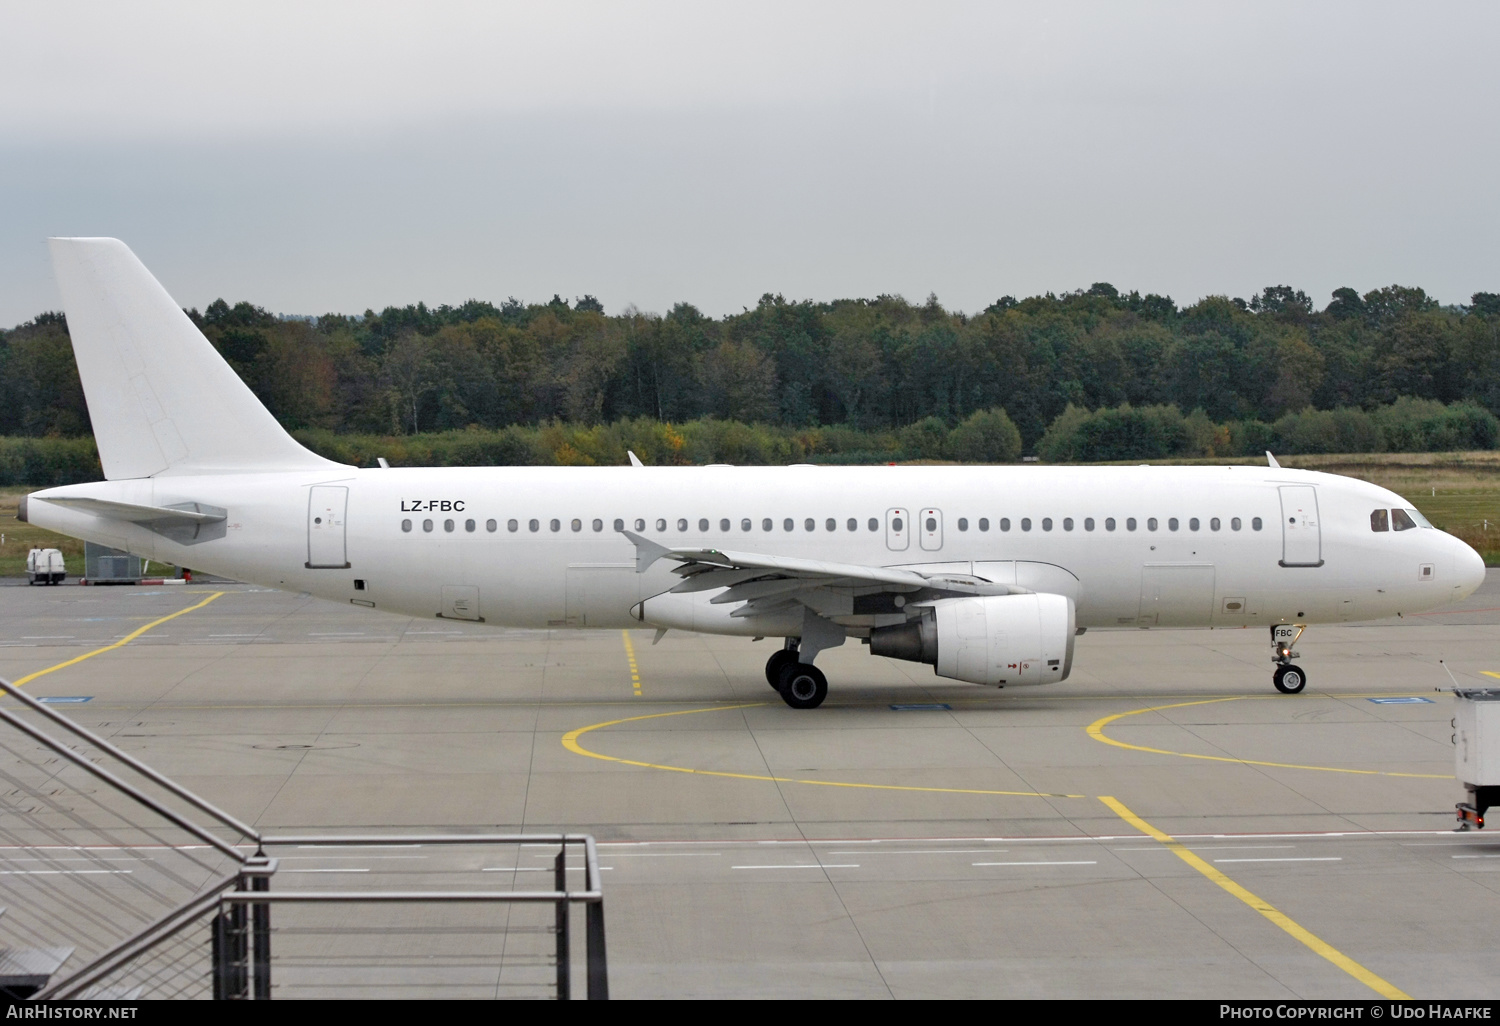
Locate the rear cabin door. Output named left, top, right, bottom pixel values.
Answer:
left=1278, top=486, right=1323, bottom=567
left=306, top=486, right=350, bottom=568
left=886, top=508, right=910, bottom=551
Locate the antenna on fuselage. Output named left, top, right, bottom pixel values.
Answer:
left=1266, top=451, right=1281, bottom=469
left=627, top=450, right=644, bottom=467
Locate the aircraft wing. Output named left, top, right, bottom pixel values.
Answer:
left=621, top=530, right=1023, bottom=608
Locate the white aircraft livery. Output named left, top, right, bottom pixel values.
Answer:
left=18, top=238, right=1488, bottom=708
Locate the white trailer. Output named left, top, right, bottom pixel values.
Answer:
left=25, top=548, right=67, bottom=586
left=1453, top=688, right=1500, bottom=829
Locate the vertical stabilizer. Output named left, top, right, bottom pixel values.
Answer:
left=48, top=238, right=345, bottom=479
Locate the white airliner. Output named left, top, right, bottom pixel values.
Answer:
left=17, top=239, right=1487, bottom=708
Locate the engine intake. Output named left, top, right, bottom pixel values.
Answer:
left=868, top=593, right=1075, bottom=686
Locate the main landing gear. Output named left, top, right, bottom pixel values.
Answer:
left=764, top=639, right=829, bottom=710
left=1271, top=624, right=1307, bottom=694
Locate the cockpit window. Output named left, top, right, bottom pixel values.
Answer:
left=1405, top=508, right=1433, bottom=529
left=1370, top=509, right=1389, bottom=532
left=1391, top=508, right=1417, bottom=531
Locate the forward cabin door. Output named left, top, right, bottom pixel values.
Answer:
left=1278, top=486, right=1323, bottom=567
left=306, top=486, right=350, bottom=569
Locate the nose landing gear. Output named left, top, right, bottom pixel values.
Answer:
left=1272, top=624, right=1307, bottom=694
left=763, top=638, right=829, bottom=709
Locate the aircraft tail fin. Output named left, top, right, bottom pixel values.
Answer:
left=47, top=237, right=345, bottom=479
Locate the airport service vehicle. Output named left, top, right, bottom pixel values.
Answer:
left=25, top=548, right=66, bottom=585
left=17, top=239, right=1488, bottom=708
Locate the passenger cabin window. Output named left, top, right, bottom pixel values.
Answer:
left=868, top=518, right=879, bottom=531
left=656, top=518, right=667, bottom=531
left=1105, top=518, right=1116, bottom=531
left=1231, top=517, right=1242, bottom=530
left=827, top=518, right=837, bottom=531
left=1210, top=517, right=1220, bottom=531
left=445, top=519, right=455, bottom=532
left=1371, top=509, right=1389, bottom=532
left=1084, top=518, right=1094, bottom=531
left=509, top=519, right=519, bottom=532
left=699, top=518, right=709, bottom=531
left=783, top=518, right=794, bottom=531
left=1392, top=508, right=1418, bottom=531
left=957, top=518, right=969, bottom=531
left=634, top=519, right=645, bottom=531
left=572, top=519, right=582, bottom=532
left=1168, top=518, right=1179, bottom=531
left=847, top=518, right=857, bottom=531
left=979, top=518, right=990, bottom=531
left=677, top=519, right=688, bottom=532
left=721, top=519, right=730, bottom=531
left=424, top=519, right=434, bottom=532
left=487, top=519, right=498, bottom=532
left=614, top=519, right=624, bottom=531
left=402, top=519, right=412, bottom=532
left=1189, top=518, right=1199, bottom=531
left=1021, top=518, right=1032, bottom=531
left=1147, top=518, right=1158, bottom=531
left=743, top=519, right=752, bottom=531
left=466, top=519, right=476, bottom=532
left=1063, top=518, right=1074, bottom=531
left=1252, top=517, right=1263, bottom=530
left=550, top=519, right=560, bottom=532
left=1000, top=518, right=1011, bottom=531
left=1041, top=518, right=1052, bottom=531
left=763, top=518, right=773, bottom=531
left=805, top=518, right=815, bottom=531
left=593, top=519, right=603, bottom=532
left=1126, top=518, right=1137, bottom=531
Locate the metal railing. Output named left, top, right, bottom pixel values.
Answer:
left=0, top=677, right=607, bottom=1000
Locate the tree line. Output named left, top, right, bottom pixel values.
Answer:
left=2, top=282, right=1499, bottom=459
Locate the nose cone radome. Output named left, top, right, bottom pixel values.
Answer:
left=1455, top=537, right=1486, bottom=601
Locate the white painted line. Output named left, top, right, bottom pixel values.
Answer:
left=1114, top=845, right=1296, bottom=852
left=294, top=844, right=420, bottom=849
left=210, top=634, right=261, bottom=638
left=282, top=868, right=371, bottom=874
left=602, top=852, right=722, bottom=858
left=0, top=870, right=133, bottom=875
left=1452, top=855, right=1500, bottom=859
left=826, top=849, right=1011, bottom=856
left=308, top=632, right=367, bottom=636
left=483, top=866, right=612, bottom=872
left=1213, top=857, right=1342, bottom=863
left=22, top=636, right=74, bottom=639
left=277, top=855, right=427, bottom=861
left=731, top=864, right=860, bottom=870
left=972, top=861, right=1097, bottom=867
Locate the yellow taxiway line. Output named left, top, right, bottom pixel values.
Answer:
left=1087, top=696, right=1451, bottom=778
left=1100, top=795, right=1410, bottom=1000
left=7, top=591, right=226, bottom=689
left=563, top=704, right=1082, bottom=798
left=622, top=630, right=642, bottom=697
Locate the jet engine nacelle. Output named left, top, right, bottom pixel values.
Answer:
left=868, top=593, right=1075, bottom=686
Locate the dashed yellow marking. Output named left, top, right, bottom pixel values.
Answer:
left=622, top=630, right=641, bottom=697
left=1100, top=796, right=1410, bottom=1000
left=8, top=591, right=227, bottom=689
left=562, top=704, right=1082, bottom=798
left=1481, top=671, right=1500, bottom=681
left=1087, top=696, right=1451, bottom=779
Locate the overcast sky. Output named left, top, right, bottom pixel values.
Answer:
left=2, top=1, right=1497, bottom=325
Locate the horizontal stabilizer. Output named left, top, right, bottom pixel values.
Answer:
left=36, top=497, right=226, bottom=526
